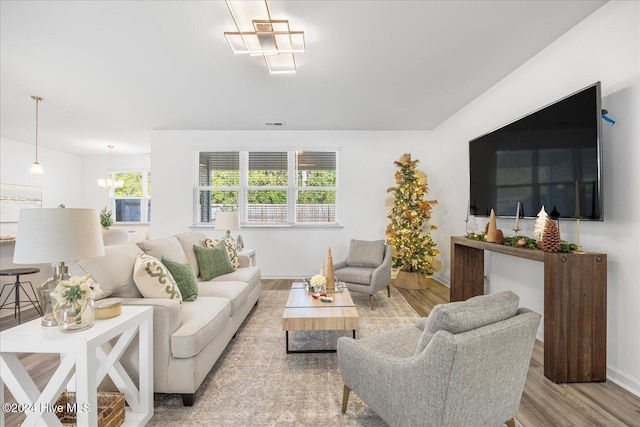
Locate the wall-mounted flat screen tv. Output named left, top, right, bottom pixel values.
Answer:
left=469, top=81, right=603, bottom=220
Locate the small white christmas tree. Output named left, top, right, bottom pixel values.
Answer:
left=533, top=206, right=549, bottom=241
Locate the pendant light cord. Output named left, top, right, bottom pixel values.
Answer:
left=31, top=95, right=43, bottom=162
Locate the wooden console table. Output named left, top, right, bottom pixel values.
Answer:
left=450, top=236, right=607, bottom=383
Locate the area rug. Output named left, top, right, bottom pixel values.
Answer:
left=148, top=288, right=419, bottom=426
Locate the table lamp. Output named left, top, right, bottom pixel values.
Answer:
left=13, top=208, right=105, bottom=326
left=214, top=211, right=240, bottom=245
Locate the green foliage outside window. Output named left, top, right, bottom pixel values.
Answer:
left=249, top=170, right=288, bottom=186
left=115, top=172, right=143, bottom=197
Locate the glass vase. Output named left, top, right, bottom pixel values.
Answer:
left=314, top=283, right=327, bottom=293
left=55, top=299, right=95, bottom=333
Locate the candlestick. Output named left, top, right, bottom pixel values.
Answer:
left=512, top=226, right=521, bottom=238
left=575, top=181, right=581, bottom=218
left=514, top=202, right=521, bottom=230
left=574, top=218, right=585, bottom=253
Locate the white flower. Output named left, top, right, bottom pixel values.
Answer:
left=51, top=275, right=101, bottom=305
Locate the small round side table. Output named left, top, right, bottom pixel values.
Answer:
left=0, top=267, right=43, bottom=324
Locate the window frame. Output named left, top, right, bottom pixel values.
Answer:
left=194, top=149, right=339, bottom=227
left=109, top=169, right=152, bottom=224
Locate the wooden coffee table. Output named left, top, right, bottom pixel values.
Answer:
left=282, top=283, right=359, bottom=354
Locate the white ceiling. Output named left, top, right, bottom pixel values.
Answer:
left=0, top=0, right=606, bottom=156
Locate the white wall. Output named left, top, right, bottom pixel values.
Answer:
left=3, top=0, right=636, bottom=397
left=425, top=1, right=639, bottom=395
left=81, top=154, right=151, bottom=242
left=0, top=137, right=85, bottom=313
left=150, top=130, right=433, bottom=277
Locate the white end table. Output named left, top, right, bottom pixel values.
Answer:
left=239, top=249, right=256, bottom=266
left=0, top=305, right=153, bottom=426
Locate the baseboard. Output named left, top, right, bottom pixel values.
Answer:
left=432, top=272, right=450, bottom=287
left=607, top=366, right=640, bottom=398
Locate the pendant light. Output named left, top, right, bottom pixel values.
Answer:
left=29, top=95, right=44, bottom=174
left=97, top=145, right=124, bottom=191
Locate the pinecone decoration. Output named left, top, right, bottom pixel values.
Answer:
left=542, top=220, right=561, bottom=252
left=495, top=229, right=505, bottom=244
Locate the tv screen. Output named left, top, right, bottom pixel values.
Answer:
left=469, top=82, right=603, bottom=220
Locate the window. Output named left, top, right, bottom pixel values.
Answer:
left=195, top=150, right=338, bottom=225
left=111, top=171, right=151, bottom=223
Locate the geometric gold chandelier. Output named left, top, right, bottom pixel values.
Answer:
left=223, top=0, right=305, bottom=74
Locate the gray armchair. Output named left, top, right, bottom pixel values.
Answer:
left=337, top=291, right=541, bottom=427
left=333, top=239, right=392, bottom=310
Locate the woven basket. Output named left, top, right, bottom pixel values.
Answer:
left=54, top=391, right=125, bottom=427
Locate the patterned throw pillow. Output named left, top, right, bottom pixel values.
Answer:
left=193, top=243, right=236, bottom=281
left=133, top=253, right=182, bottom=302
left=203, top=238, right=240, bottom=268
left=161, top=256, right=199, bottom=302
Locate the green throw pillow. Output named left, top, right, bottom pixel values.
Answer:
left=161, top=256, right=199, bottom=301
left=193, top=242, right=235, bottom=281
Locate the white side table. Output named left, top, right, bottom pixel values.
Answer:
left=0, top=305, right=153, bottom=426
left=239, top=249, right=256, bottom=266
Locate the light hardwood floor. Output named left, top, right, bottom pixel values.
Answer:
left=264, top=278, right=640, bottom=427
left=2, top=279, right=639, bottom=426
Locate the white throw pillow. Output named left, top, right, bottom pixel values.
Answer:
left=203, top=238, right=240, bottom=268
left=133, top=253, right=183, bottom=302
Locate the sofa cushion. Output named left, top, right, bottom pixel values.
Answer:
left=194, top=243, right=235, bottom=281
left=346, top=239, right=385, bottom=268
left=137, top=236, right=188, bottom=265
left=334, top=266, right=374, bottom=285
left=175, top=231, right=207, bottom=278
left=171, top=297, right=231, bottom=359
left=70, top=242, right=143, bottom=299
left=198, top=281, right=248, bottom=317
left=415, top=290, right=520, bottom=354
left=203, top=238, right=240, bottom=268
left=133, top=253, right=183, bottom=302
left=161, top=256, right=199, bottom=301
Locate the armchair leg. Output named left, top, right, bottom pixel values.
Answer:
left=370, top=295, right=374, bottom=310
left=341, top=384, right=351, bottom=414
left=387, top=285, right=391, bottom=297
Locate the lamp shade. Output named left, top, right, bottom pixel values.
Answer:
left=13, top=208, right=105, bottom=264
left=214, top=211, right=240, bottom=231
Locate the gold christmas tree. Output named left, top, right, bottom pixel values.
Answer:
left=486, top=209, right=497, bottom=242
left=385, top=153, right=442, bottom=275
left=542, top=220, right=561, bottom=252
left=326, top=247, right=335, bottom=291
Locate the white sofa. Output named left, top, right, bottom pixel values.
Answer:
left=70, top=231, right=261, bottom=406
